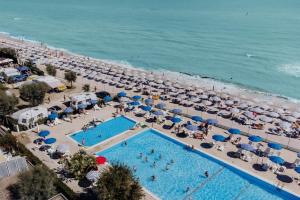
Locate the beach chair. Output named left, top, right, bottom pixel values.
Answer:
left=217, top=145, right=225, bottom=151
left=93, top=104, right=101, bottom=110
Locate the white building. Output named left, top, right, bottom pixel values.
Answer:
left=0, top=67, right=20, bottom=78
left=0, top=58, right=13, bottom=66
left=11, top=106, right=48, bottom=129
left=70, top=92, right=98, bottom=110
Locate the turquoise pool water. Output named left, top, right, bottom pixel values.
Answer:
left=70, top=116, right=136, bottom=147
left=97, top=129, right=298, bottom=200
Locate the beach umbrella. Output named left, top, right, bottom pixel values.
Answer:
left=248, top=135, right=263, bottom=143
left=141, top=105, right=152, bottom=112
left=199, top=94, right=208, bottom=100
left=153, top=110, right=164, bottom=116
left=103, top=96, right=112, bottom=102
left=295, top=166, right=300, bottom=174
left=118, top=91, right=126, bottom=97
left=230, top=108, right=240, bottom=114
left=238, top=103, right=248, bottom=110
left=44, top=138, right=56, bottom=144
left=56, top=144, right=69, bottom=154
left=243, top=111, right=256, bottom=120
left=291, top=112, right=300, bottom=119
left=259, top=116, right=273, bottom=123
left=132, top=95, right=141, bottom=101
left=191, top=116, right=203, bottom=122
left=212, top=134, right=226, bottom=142
left=269, top=156, right=285, bottom=165
left=211, top=96, right=221, bottom=102
left=48, top=113, right=58, bottom=121
left=156, top=103, right=166, bottom=109
left=228, top=128, right=241, bottom=135
left=278, top=121, right=291, bottom=131
left=203, top=100, right=213, bottom=106
left=86, top=170, right=100, bottom=182
left=267, top=112, right=280, bottom=118
left=170, top=117, right=182, bottom=123
left=186, top=125, right=198, bottom=131
left=78, top=103, right=87, bottom=110
left=250, top=107, right=264, bottom=114
left=240, top=143, right=257, bottom=152
left=268, top=142, right=282, bottom=150
left=206, top=119, right=218, bottom=125
left=225, top=100, right=234, bottom=106
left=129, top=101, right=140, bottom=106
left=39, top=130, right=50, bottom=137
left=96, top=156, right=107, bottom=165
left=145, top=98, right=153, bottom=105
left=64, top=107, right=74, bottom=114
left=171, top=109, right=182, bottom=115
left=283, top=116, right=296, bottom=123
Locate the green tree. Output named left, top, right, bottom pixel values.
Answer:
left=24, top=60, right=44, bottom=76
left=64, top=71, right=77, bottom=88
left=19, top=82, right=49, bottom=106
left=95, top=162, right=144, bottom=200
left=82, top=84, right=90, bottom=92
left=45, top=64, right=57, bottom=76
left=65, top=151, right=96, bottom=180
left=17, top=165, right=57, bottom=200
left=0, top=47, right=18, bottom=63
left=0, top=90, right=18, bottom=120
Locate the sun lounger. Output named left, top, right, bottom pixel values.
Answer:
left=217, top=145, right=225, bottom=151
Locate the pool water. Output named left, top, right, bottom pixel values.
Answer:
left=70, top=116, right=136, bottom=147
left=97, top=129, right=298, bottom=200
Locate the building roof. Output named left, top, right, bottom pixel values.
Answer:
left=70, top=92, right=98, bottom=102
left=36, top=76, right=65, bottom=89
left=11, top=106, right=47, bottom=120
left=0, top=67, right=20, bottom=77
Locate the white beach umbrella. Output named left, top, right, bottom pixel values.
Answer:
left=283, top=116, right=297, bottom=123
left=232, top=97, right=240, bottom=103
left=259, top=116, right=273, bottom=123
left=238, top=103, right=249, bottom=110
left=188, top=91, right=197, bottom=96
left=243, top=111, right=256, bottom=120
left=225, top=100, right=234, bottom=106
left=267, top=112, right=280, bottom=118
left=250, top=107, right=264, bottom=114
left=86, top=170, right=100, bottom=182
left=273, top=108, right=285, bottom=114
left=278, top=121, right=291, bottom=131
left=230, top=108, right=240, bottom=114
left=211, top=96, right=221, bottom=102
left=203, top=100, right=213, bottom=106
left=291, top=112, right=300, bottom=119
left=220, top=93, right=229, bottom=99
left=207, top=91, right=216, bottom=96
left=199, top=94, right=209, bottom=100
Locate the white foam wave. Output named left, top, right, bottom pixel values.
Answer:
left=13, top=17, right=22, bottom=21
left=278, top=64, right=300, bottom=78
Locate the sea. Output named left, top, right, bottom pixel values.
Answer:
left=0, top=0, right=300, bottom=103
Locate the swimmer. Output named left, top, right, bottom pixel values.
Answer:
left=133, top=166, right=137, bottom=172
left=98, top=134, right=101, bottom=138
left=124, top=141, right=127, bottom=146
left=139, top=153, right=143, bottom=158
left=185, top=187, right=190, bottom=193
left=205, top=171, right=209, bottom=178
left=151, top=175, right=156, bottom=181
left=170, top=159, right=174, bottom=164
left=159, top=154, right=162, bottom=160
left=150, top=149, right=154, bottom=154
left=145, top=156, right=148, bottom=162
left=152, top=161, right=156, bottom=168
left=165, top=165, right=169, bottom=171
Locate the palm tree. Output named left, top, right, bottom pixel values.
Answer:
left=65, top=150, right=97, bottom=180
left=64, top=71, right=77, bottom=88
left=95, top=162, right=144, bottom=200
left=17, top=165, right=57, bottom=200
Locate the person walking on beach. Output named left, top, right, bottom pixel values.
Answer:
left=63, top=95, right=66, bottom=102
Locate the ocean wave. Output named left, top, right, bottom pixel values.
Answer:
left=278, top=64, right=300, bottom=78
left=13, top=17, right=22, bottom=21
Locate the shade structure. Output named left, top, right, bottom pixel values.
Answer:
left=64, top=107, right=74, bottom=114
left=153, top=110, right=164, bottom=116
left=212, top=134, right=226, bottom=142
left=39, top=130, right=50, bottom=137
left=295, top=166, right=300, bottom=174
left=206, top=119, right=218, bottom=125
left=44, top=138, right=56, bottom=144
left=96, top=156, right=107, bottom=165
left=156, top=103, right=166, bottom=109
left=228, top=128, right=241, bottom=135
left=78, top=103, right=87, bottom=109
left=171, top=117, right=182, bottom=123
left=103, top=96, right=112, bottom=102
left=141, top=105, right=152, bottom=111
left=86, top=170, right=100, bottom=182
left=171, top=109, right=182, bottom=114
left=268, top=142, right=282, bottom=150
left=240, top=143, right=256, bottom=152
left=48, top=113, right=58, bottom=121
left=132, top=95, right=141, bottom=101
left=191, top=116, right=203, bottom=122
left=129, top=101, right=140, bottom=106
left=118, top=91, right=126, bottom=97
left=248, top=135, right=263, bottom=143
left=56, top=144, right=69, bottom=154
left=186, top=125, right=198, bottom=131
left=145, top=98, right=153, bottom=105
left=269, top=156, right=285, bottom=165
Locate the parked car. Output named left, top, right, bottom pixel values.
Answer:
left=95, top=91, right=111, bottom=99
left=48, top=105, right=62, bottom=112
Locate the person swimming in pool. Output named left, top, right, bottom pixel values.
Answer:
left=150, top=149, right=154, bottom=154
left=185, top=187, right=190, bottom=193
left=205, top=171, right=209, bottom=178
left=159, top=154, right=162, bottom=160
left=145, top=156, right=148, bottom=162
left=152, top=161, right=156, bottom=168
left=151, top=175, right=156, bottom=181
left=139, top=152, right=143, bottom=158
left=170, top=159, right=174, bottom=164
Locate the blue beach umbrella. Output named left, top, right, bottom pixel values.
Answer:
left=268, top=142, right=282, bottom=150
left=240, top=143, right=256, bottom=152
left=103, top=96, right=112, bottom=102
left=228, top=128, right=241, bottom=135
left=171, top=108, right=182, bottom=114
left=145, top=98, right=153, bottom=105
left=156, top=103, right=166, bottom=109
left=269, top=156, right=285, bottom=165
left=132, top=95, right=141, bottom=101
left=186, top=125, right=198, bottom=131
left=191, top=116, right=203, bottom=122
left=118, top=91, right=126, bottom=97
left=78, top=103, right=87, bottom=110
left=64, top=107, right=74, bottom=114
left=295, top=166, right=300, bottom=174
left=44, top=138, right=56, bottom=144
left=171, top=117, right=182, bottom=123
left=153, top=110, right=164, bottom=116
left=129, top=101, right=140, bottom=106
left=248, top=135, right=263, bottom=143
left=39, top=130, right=50, bottom=137
left=206, top=119, right=218, bottom=125
left=48, top=113, right=58, bottom=121
left=212, top=134, right=226, bottom=142
left=141, top=105, right=152, bottom=112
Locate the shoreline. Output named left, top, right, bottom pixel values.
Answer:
left=0, top=31, right=300, bottom=109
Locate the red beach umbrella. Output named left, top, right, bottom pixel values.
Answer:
left=96, top=156, right=107, bottom=165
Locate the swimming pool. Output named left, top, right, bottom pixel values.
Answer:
left=70, top=116, right=136, bottom=147
left=97, top=129, right=298, bottom=200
